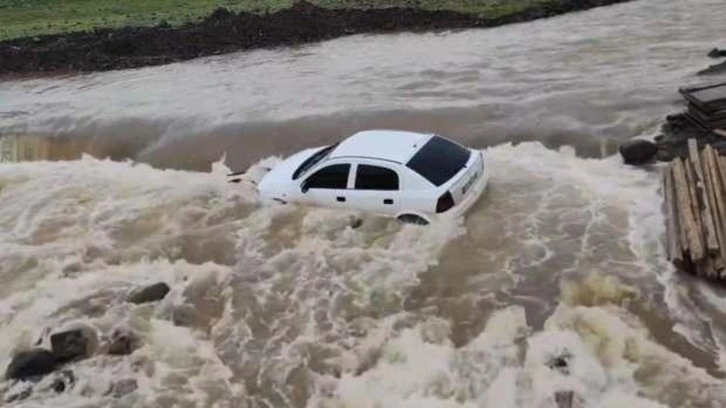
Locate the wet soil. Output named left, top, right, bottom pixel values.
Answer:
left=0, top=0, right=632, bottom=77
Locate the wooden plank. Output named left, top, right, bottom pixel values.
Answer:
left=684, top=156, right=701, bottom=230
left=704, top=256, right=717, bottom=279
left=700, top=146, right=724, bottom=271
left=704, top=147, right=724, bottom=271
left=684, top=154, right=707, bottom=260
left=673, top=158, right=705, bottom=261
left=674, top=164, right=690, bottom=256
left=664, top=165, right=684, bottom=265
left=715, top=155, right=726, bottom=278
left=673, top=158, right=692, bottom=256
left=703, top=145, right=726, bottom=272
left=689, top=139, right=719, bottom=254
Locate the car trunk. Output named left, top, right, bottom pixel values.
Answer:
left=447, top=150, right=484, bottom=206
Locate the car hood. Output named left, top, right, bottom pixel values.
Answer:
left=259, top=147, right=322, bottom=189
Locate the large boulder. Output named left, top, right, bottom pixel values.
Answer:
left=128, top=282, right=170, bottom=304
left=619, top=139, right=657, bottom=165
left=50, top=326, right=98, bottom=363
left=5, top=349, right=57, bottom=380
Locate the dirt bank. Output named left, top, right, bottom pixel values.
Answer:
left=0, top=0, right=632, bottom=77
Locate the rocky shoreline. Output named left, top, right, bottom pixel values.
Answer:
left=2, top=282, right=169, bottom=403
left=0, top=0, right=633, bottom=77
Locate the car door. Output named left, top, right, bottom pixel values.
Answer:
left=346, top=162, right=401, bottom=215
left=299, top=163, right=352, bottom=210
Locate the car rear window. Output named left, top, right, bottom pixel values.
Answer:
left=405, top=136, right=470, bottom=186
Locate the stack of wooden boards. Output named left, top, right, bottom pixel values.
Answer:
left=679, top=83, right=726, bottom=135
left=663, top=139, right=726, bottom=278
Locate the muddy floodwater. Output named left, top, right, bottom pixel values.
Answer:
left=2, top=0, right=726, bottom=406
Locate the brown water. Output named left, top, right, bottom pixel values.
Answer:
left=2, top=0, right=726, bottom=406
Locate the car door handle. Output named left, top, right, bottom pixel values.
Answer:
left=337, top=196, right=346, bottom=202
left=383, top=199, right=393, bottom=205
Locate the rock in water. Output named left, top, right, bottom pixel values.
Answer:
left=50, top=370, right=75, bottom=393
left=107, top=328, right=140, bottom=356
left=619, top=139, right=657, bottom=165
left=109, top=378, right=138, bottom=398
left=128, top=282, right=170, bottom=304
left=349, top=217, right=363, bottom=229
left=4, top=385, right=32, bottom=403
left=554, top=390, right=574, bottom=408
left=50, top=328, right=96, bottom=363
left=547, top=355, right=570, bottom=375
left=5, top=349, right=57, bottom=380
left=699, top=60, right=726, bottom=76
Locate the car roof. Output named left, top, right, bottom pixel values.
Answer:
left=328, top=130, right=432, bottom=164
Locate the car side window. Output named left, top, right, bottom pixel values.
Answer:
left=304, top=164, right=350, bottom=189
left=355, top=165, right=399, bottom=191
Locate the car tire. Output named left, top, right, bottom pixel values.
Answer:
left=397, top=214, right=429, bottom=226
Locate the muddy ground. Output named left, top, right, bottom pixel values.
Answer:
left=0, top=0, right=633, bottom=77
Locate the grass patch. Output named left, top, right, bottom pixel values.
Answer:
left=0, top=0, right=556, bottom=41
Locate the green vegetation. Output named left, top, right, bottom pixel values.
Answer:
left=0, top=0, right=550, bottom=41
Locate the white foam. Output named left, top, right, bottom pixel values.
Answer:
left=1, top=143, right=725, bottom=406
left=321, top=301, right=724, bottom=408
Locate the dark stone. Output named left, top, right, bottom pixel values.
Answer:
left=546, top=352, right=571, bottom=375
left=107, top=328, right=140, bottom=356
left=699, top=61, right=726, bottom=76
left=5, top=349, right=57, bottom=380
left=128, top=282, right=170, bottom=304
left=50, top=370, right=75, bottom=393
left=5, top=386, right=32, bottom=403
left=110, top=378, right=138, bottom=398
left=618, top=139, right=657, bottom=165
left=50, top=329, right=92, bottom=363
left=349, top=217, right=363, bottom=229
left=554, top=390, right=574, bottom=408
left=708, top=48, right=726, bottom=58
left=52, top=378, right=65, bottom=393
left=656, top=146, right=672, bottom=162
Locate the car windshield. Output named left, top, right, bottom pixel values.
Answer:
left=292, top=143, right=339, bottom=180
left=405, top=136, right=471, bottom=186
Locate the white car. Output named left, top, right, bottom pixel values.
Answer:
left=228, top=130, right=489, bottom=225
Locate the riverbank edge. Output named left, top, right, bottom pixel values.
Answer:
left=1, top=0, right=634, bottom=78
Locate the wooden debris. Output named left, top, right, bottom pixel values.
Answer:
left=702, top=145, right=726, bottom=270
left=688, top=139, right=719, bottom=253
left=672, top=157, right=704, bottom=261
left=663, top=165, right=683, bottom=265
left=664, top=138, right=726, bottom=279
